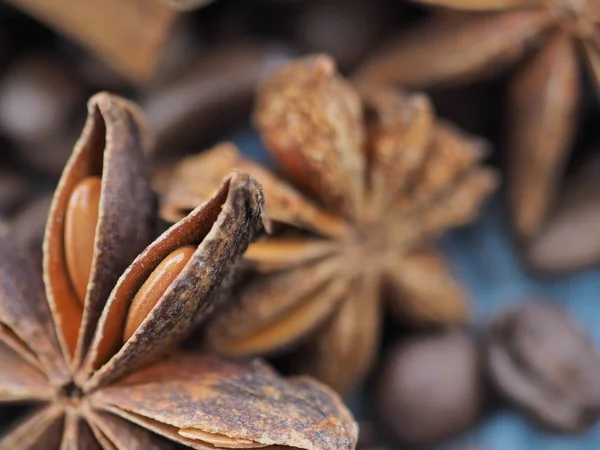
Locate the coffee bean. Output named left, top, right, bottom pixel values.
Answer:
left=486, top=302, right=600, bottom=432
left=377, top=330, right=483, bottom=447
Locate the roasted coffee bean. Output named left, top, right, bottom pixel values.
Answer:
left=486, top=302, right=600, bottom=432
left=377, top=330, right=483, bottom=447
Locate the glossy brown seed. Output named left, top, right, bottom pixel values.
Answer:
left=123, top=245, right=196, bottom=341
left=64, top=176, right=102, bottom=305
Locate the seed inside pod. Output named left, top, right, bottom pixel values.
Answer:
left=123, top=245, right=196, bottom=341
left=179, top=428, right=265, bottom=449
left=64, top=176, right=102, bottom=304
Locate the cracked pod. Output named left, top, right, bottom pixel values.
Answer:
left=0, top=92, right=358, bottom=449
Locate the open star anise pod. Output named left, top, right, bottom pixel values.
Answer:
left=0, top=92, right=357, bottom=449
left=357, top=0, right=600, bottom=270
left=160, top=55, right=498, bottom=392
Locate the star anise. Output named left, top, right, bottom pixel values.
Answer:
left=356, top=0, right=600, bottom=270
left=160, top=55, right=498, bottom=392
left=0, top=92, right=358, bottom=449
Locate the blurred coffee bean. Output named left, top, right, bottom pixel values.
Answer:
left=526, top=154, right=600, bottom=274
left=377, top=330, right=483, bottom=447
left=486, top=303, right=600, bottom=432
left=296, top=0, right=390, bottom=71
left=143, top=42, right=291, bottom=158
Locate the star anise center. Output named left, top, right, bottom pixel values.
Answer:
left=344, top=217, right=418, bottom=274
left=58, top=380, right=85, bottom=406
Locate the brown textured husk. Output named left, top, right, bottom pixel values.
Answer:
left=161, top=55, right=498, bottom=392
left=361, top=86, right=434, bottom=218
left=60, top=414, right=102, bottom=450
left=210, top=269, right=351, bottom=357
left=207, top=256, right=346, bottom=354
left=0, top=90, right=357, bottom=449
left=0, top=341, right=53, bottom=402
left=244, top=239, right=340, bottom=274
left=385, top=248, right=469, bottom=323
left=390, top=120, right=492, bottom=218
left=91, top=353, right=357, bottom=450
left=161, top=143, right=350, bottom=238
left=254, top=56, right=366, bottom=220
left=296, top=273, right=381, bottom=393
left=81, top=171, right=266, bottom=389
left=85, top=411, right=172, bottom=450
left=44, top=92, right=155, bottom=367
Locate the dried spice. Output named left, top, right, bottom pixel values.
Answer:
left=486, top=303, right=600, bottom=432
left=357, top=0, right=600, bottom=255
left=160, top=55, right=498, bottom=392
left=0, top=92, right=358, bottom=449
left=5, top=0, right=176, bottom=81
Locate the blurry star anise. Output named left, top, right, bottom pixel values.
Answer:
left=357, top=0, right=600, bottom=268
left=0, top=92, right=358, bottom=449
left=160, top=55, right=498, bottom=392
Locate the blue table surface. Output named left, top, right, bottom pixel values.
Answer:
left=233, top=129, right=600, bottom=450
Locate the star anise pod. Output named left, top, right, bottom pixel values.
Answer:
left=160, top=55, right=498, bottom=392
left=356, top=0, right=600, bottom=270
left=0, top=92, right=358, bottom=449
